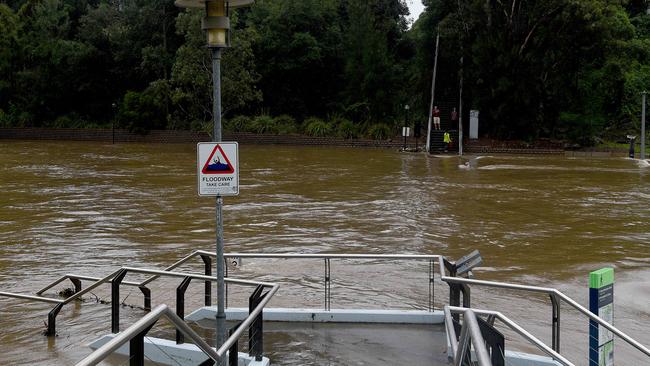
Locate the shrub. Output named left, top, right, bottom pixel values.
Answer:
left=367, top=123, right=392, bottom=140
left=274, top=115, right=298, bottom=135
left=304, top=117, right=333, bottom=137
left=226, top=115, right=252, bottom=132
left=0, top=109, right=8, bottom=128
left=336, top=119, right=358, bottom=139
left=249, top=115, right=278, bottom=134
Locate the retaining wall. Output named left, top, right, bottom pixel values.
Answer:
left=0, top=128, right=418, bottom=149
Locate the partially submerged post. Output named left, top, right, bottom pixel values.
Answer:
left=173, top=0, right=254, bottom=362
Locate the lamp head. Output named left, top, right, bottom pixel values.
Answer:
left=174, top=0, right=255, bottom=48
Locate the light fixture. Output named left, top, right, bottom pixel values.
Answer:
left=175, top=0, right=254, bottom=48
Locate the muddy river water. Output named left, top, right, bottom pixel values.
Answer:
left=0, top=141, right=648, bottom=365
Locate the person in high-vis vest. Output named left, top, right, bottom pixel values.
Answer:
left=443, top=131, right=452, bottom=152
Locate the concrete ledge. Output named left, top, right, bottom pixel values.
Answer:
left=504, top=351, right=563, bottom=366
left=89, top=334, right=269, bottom=366
left=186, top=307, right=445, bottom=324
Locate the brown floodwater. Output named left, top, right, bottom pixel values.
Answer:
left=0, top=141, right=648, bottom=365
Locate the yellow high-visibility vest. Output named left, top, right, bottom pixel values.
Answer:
left=443, top=132, right=451, bottom=144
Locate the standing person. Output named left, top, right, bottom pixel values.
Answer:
left=450, top=107, right=458, bottom=128
left=432, top=105, right=441, bottom=130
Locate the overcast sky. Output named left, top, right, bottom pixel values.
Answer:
left=407, top=0, right=425, bottom=23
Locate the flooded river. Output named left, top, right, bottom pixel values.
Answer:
left=0, top=141, right=648, bottom=365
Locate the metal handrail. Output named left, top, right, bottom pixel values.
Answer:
left=200, top=251, right=442, bottom=312
left=437, top=256, right=650, bottom=359
left=75, top=304, right=220, bottom=366
left=76, top=277, right=279, bottom=366
left=445, top=306, right=574, bottom=366
left=444, top=306, right=492, bottom=365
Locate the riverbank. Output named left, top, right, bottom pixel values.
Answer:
left=0, top=127, right=633, bottom=156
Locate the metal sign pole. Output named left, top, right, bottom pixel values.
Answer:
left=212, top=47, right=226, bottom=363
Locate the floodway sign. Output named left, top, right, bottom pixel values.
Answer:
left=197, top=142, right=239, bottom=196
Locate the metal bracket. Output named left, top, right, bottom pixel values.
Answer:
left=129, top=323, right=156, bottom=366
left=176, top=276, right=193, bottom=344
left=111, top=269, right=128, bottom=334
left=139, top=286, right=151, bottom=311
left=200, top=254, right=212, bottom=307
left=249, top=285, right=265, bottom=361
left=45, top=303, right=64, bottom=336
left=550, top=293, right=561, bottom=353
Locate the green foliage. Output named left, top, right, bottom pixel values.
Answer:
left=274, top=115, right=298, bottom=135
left=559, top=112, right=604, bottom=146
left=367, top=123, right=392, bottom=140
left=226, top=115, right=252, bottom=133
left=304, top=117, right=333, bottom=137
left=336, top=119, right=358, bottom=139
left=248, top=115, right=278, bottom=134
left=1, top=0, right=648, bottom=146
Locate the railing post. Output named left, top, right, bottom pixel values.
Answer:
left=428, top=259, right=435, bottom=312
left=200, top=254, right=212, bottom=307
left=129, top=323, right=155, bottom=366
left=229, top=321, right=242, bottom=366
left=445, top=258, right=461, bottom=321
left=139, top=286, right=151, bottom=311
left=176, top=276, right=192, bottom=344
left=45, top=303, right=64, bottom=336
left=111, top=269, right=128, bottom=334
left=550, top=293, right=561, bottom=353
left=324, top=259, right=331, bottom=311
left=477, top=315, right=505, bottom=366
left=460, top=284, right=471, bottom=308
left=70, top=278, right=82, bottom=294
left=248, top=285, right=265, bottom=361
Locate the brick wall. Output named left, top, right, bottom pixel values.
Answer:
left=0, top=128, right=421, bottom=148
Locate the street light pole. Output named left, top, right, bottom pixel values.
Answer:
left=173, top=2, right=254, bottom=364
left=211, top=46, right=227, bottom=362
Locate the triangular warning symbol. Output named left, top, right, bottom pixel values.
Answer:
left=202, top=145, right=235, bottom=174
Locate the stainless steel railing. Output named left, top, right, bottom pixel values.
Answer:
left=445, top=305, right=574, bottom=366
left=437, top=256, right=650, bottom=360
left=77, top=270, right=278, bottom=366
left=75, top=304, right=219, bottom=366
left=445, top=306, right=492, bottom=366
left=198, top=250, right=441, bottom=312
left=0, top=250, right=441, bottom=335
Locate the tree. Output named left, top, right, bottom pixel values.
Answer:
left=169, top=9, right=262, bottom=130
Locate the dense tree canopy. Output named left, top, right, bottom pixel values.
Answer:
left=0, top=0, right=648, bottom=144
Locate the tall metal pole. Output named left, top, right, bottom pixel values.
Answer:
left=212, top=47, right=226, bottom=364
left=458, top=56, right=463, bottom=156
left=426, top=30, right=440, bottom=153
left=642, top=91, right=647, bottom=160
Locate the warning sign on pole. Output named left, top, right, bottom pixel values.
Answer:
left=197, top=142, right=239, bottom=196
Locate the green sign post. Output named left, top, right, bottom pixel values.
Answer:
left=589, top=268, right=614, bottom=366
